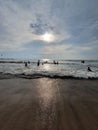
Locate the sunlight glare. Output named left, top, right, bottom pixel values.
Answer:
left=41, top=33, right=55, bottom=42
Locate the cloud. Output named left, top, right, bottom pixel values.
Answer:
left=41, top=39, right=98, bottom=59
left=0, top=0, right=71, bottom=52
left=0, top=0, right=98, bottom=59
left=42, top=44, right=72, bottom=54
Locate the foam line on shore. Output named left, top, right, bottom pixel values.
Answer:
left=0, top=73, right=98, bottom=80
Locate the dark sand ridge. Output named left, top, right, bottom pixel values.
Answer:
left=0, top=78, right=98, bottom=130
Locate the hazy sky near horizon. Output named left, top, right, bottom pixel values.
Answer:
left=0, top=0, right=98, bottom=59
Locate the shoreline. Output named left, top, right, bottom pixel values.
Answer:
left=0, top=73, right=98, bottom=80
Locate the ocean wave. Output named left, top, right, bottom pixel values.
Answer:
left=0, top=72, right=98, bottom=80
left=0, top=59, right=98, bottom=79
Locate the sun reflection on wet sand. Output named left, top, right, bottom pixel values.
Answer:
left=37, top=78, right=57, bottom=109
left=35, top=78, right=58, bottom=129
left=0, top=79, right=98, bottom=130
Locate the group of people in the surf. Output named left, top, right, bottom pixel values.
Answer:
left=24, top=60, right=93, bottom=72
left=37, top=60, right=59, bottom=66
left=24, top=60, right=59, bottom=67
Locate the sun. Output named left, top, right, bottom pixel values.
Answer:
left=41, top=33, right=55, bottom=42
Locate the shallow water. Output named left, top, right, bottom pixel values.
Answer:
left=0, top=59, right=98, bottom=78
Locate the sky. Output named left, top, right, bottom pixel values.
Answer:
left=0, top=0, right=98, bottom=59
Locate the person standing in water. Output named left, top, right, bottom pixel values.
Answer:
left=37, top=60, right=40, bottom=66
left=87, top=66, right=92, bottom=72
left=24, top=62, right=28, bottom=67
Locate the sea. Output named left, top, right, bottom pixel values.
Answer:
left=0, top=58, right=98, bottom=79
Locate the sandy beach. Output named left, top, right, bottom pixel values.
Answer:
left=0, top=78, right=98, bottom=130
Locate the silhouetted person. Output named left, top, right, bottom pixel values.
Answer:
left=44, top=61, right=48, bottom=64
left=87, top=66, right=92, bottom=72
left=28, top=61, right=30, bottom=64
left=53, top=60, right=56, bottom=64
left=81, top=60, right=85, bottom=63
left=25, top=62, right=28, bottom=67
left=37, top=60, right=40, bottom=66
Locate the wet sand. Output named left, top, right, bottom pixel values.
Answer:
left=0, top=78, right=98, bottom=130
